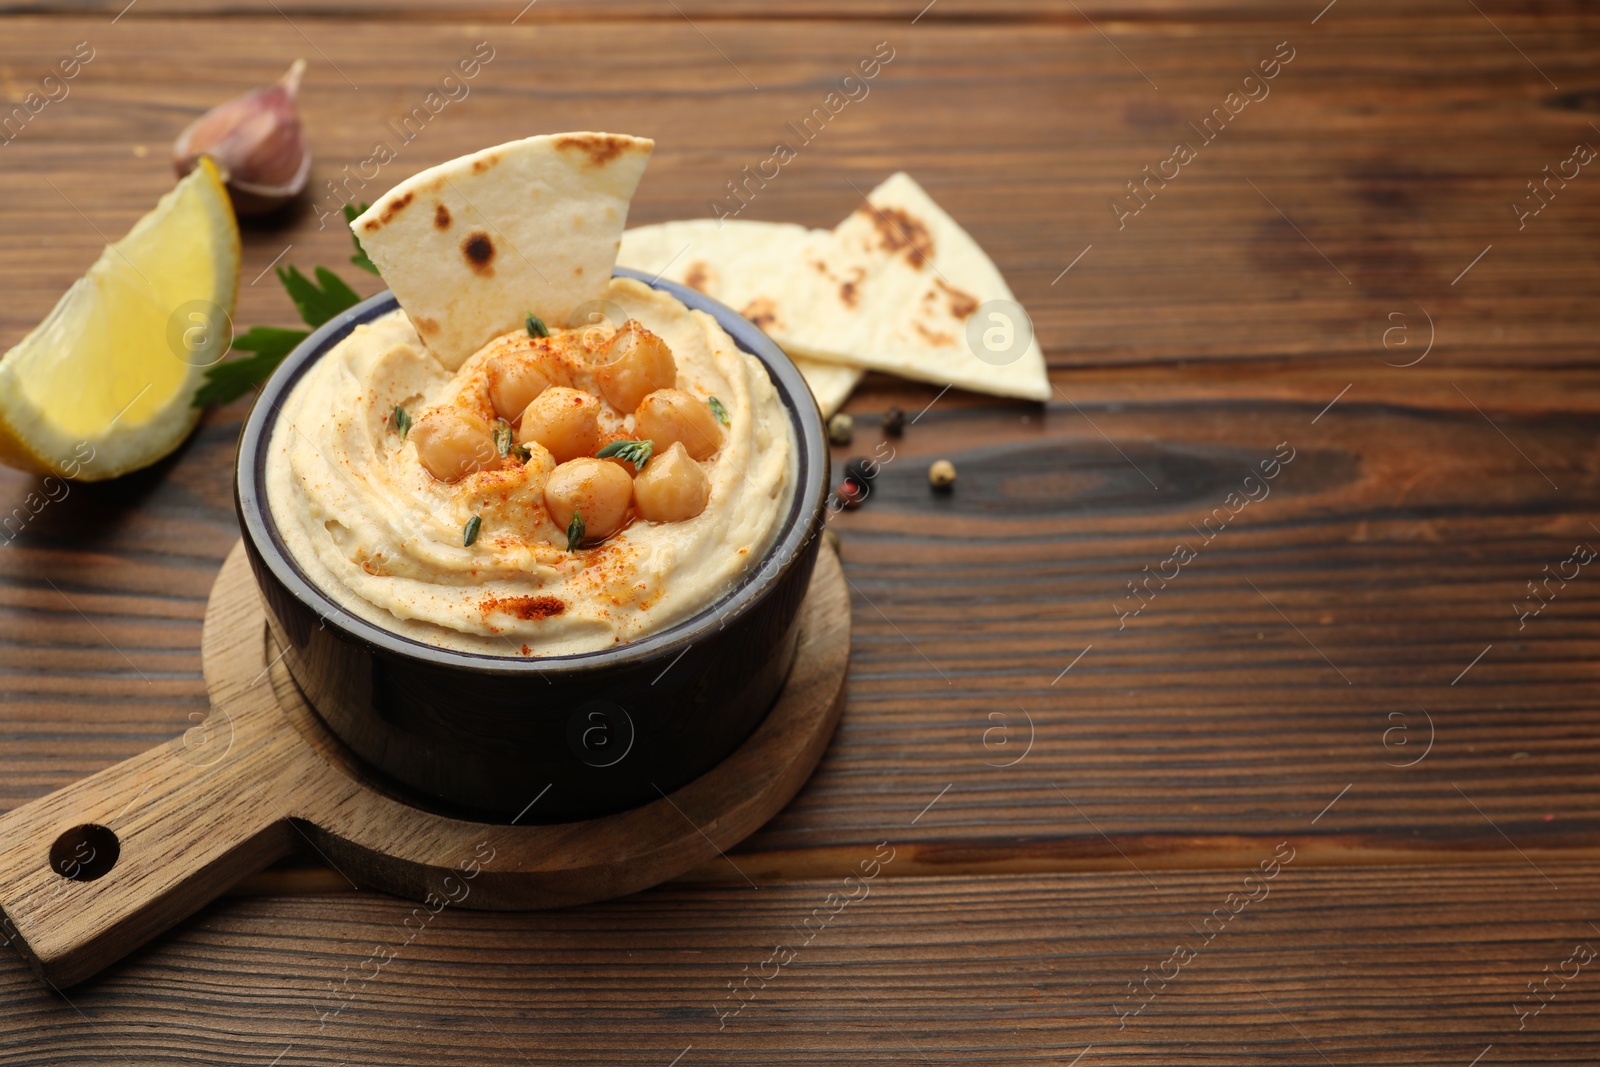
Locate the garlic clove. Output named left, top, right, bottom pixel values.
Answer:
left=173, top=59, right=311, bottom=216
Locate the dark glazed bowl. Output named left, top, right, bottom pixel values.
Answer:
left=234, top=269, right=829, bottom=823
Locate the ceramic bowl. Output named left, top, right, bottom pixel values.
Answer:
left=234, top=269, right=829, bottom=822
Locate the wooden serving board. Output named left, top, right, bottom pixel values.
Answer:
left=0, top=541, right=849, bottom=988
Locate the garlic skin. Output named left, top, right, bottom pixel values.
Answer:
left=173, top=59, right=311, bottom=216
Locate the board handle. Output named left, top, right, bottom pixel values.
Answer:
left=0, top=711, right=305, bottom=987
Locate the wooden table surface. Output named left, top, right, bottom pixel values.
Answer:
left=2, top=0, right=1599, bottom=1062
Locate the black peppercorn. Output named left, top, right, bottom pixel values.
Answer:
left=843, top=456, right=881, bottom=486
left=882, top=406, right=906, bottom=437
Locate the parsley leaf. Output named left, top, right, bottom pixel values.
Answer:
left=342, top=202, right=380, bottom=275
left=393, top=406, right=412, bottom=439
left=463, top=515, right=482, bottom=547
left=232, top=325, right=311, bottom=362
left=707, top=396, right=730, bottom=426
left=193, top=256, right=372, bottom=407
left=525, top=312, right=549, bottom=338
left=279, top=265, right=362, bottom=328
left=191, top=326, right=309, bottom=407
left=192, top=353, right=284, bottom=407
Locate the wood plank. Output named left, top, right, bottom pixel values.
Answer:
left=0, top=0, right=1395, bottom=22
left=0, top=9, right=1595, bottom=376
left=4, top=387, right=1599, bottom=876
left=747, top=389, right=1600, bottom=869
left=0, top=5, right=1594, bottom=1058
left=0, top=0, right=1586, bottom=22
left=0, top=10, right=1598, bottom=876
left=4, top=863, right=1600, bottom=1063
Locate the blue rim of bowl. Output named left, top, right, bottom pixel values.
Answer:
left=234, top=267, right=829, bottom=676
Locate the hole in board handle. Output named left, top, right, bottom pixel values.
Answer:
left=49, top=824, right=120, bottom=883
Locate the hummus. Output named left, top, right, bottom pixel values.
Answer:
left=265, top=277, right=796, bottom=657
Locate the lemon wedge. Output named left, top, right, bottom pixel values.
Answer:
left=0, top=158, right=240, bottom=481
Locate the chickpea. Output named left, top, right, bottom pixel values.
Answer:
left=410, top=408, right=499, bottom=483
left=487, top=350, right=572, bottom=421
left=516, top=387, right=600, bottom=463
left=544, top=458, right=634, bottom=542
left=593, top=320, right=676, bottom=412
left=632, top=442, right=711, bottom=523
left=634, top=388, right=724, bottom=461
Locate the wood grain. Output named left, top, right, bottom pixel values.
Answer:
left=7, top=385, right=1600, bottom=879
left=0, top=0, right=1587, bottom=23
left=1, top=0, right=1597, bottom=1058
left=0, top=0, right=1415, bottom=22
left=4, top=862, right=1600, bottom=1064
left=0, top=8, right=1595, bottom=376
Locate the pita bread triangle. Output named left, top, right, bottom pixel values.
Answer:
left=616, top=219, right=864, bottom=416
left=783, top=358, right=863, bottom=420
left=621, top=174, right=1047, bottom=407
left=804, top=172, right=1049, bottom=401
left=353, top=132, right=653, bottom=369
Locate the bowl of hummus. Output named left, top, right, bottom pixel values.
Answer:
left=233, top=134, right=829, bottom=821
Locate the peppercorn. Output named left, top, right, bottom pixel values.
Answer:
left=843, top=456, right=881, bottom=486
left=835, top=480, right=865, bottom=510
left=827, top=412, right=854, bottom=446
left=929, top=459, right=956, bottom=491
left=882, top=406, right=906, bottom=437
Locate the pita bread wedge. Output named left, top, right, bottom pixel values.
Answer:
left=621, top=176, right=1047, bottom=407
left=802, top=172, right=1049, bottom=401
left=617, top=219, right=864, bottom=416
left=784, top=358, right=862, bottom=419
left=353, top=132, right=653, bottom=369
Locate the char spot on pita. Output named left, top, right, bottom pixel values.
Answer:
left=434, top=203, right=452, bottom=230
left=838, top=266, right=866, bottom=308
left=741, top=298, right=778, bottom=330
left=471, top=153, right=500, bottom=175
left=415, top=316, right=441, bottom=336
left=867, top=205, right=934, bottom=267
left=574, top=265, right=584, bottom=276
left=553, top=133, right=638, bottom=168
left=914, top=321, right=955, bottom=347
left=462, top=231, right=496, bottom=273
left=377, top=190, right=415, bottom=225
left=935, top=277, right=978, bottom=319
left=684, top=262, right=712, bottom=292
